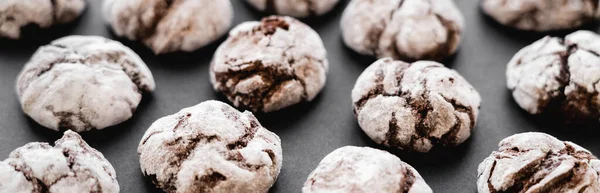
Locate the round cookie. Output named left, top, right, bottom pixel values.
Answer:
left=477, top=132, right=600, bottom=193
left=0, top=131, right=119, bottom=193
left=244, top=0, right=340, bottom=18
left=103, top=0, right=234, bottom=54
left=341, top=0, right=464, bottom=62
left=138, top=100, right=282, bottom=193
left=303, top=146, right=432, bottom=193
left=16, top=35, right=155, bottom=132
left=0, top=0, right=86, bottom=39
left=210, top=16, right=328, bottom=113
left=352, top=58, right=481, bottom=152
left=507, top=30, right=600, bottom=124
left=482, top=0, right=600, bottom=32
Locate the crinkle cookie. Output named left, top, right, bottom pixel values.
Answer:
left=0, top=131, right=119, bottom=193
left=477, top=132, right=600, bottom=193
left=482, top=0, right=600, bottom=32
left=341, top=0, right=464, bottom=62
left=210, top=16, right=328, bottom=113
left=352, top=58, right=481, bottom=152
left=303, top=146, right=432, bottom=193
left=103, top=0, right=234, bottom=54
left=0, top=0, right=86, bottom=39
left=507, top=30, right=600, bottom=124
left=244, top=0, right=340, bottom=18
left=138, top=100, right=282, bottom=193
left=16, top=35, right=156, bottom=132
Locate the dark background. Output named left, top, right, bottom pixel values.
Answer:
left=1, top=1, right=600, bottom=192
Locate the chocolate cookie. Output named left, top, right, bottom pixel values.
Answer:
left=138, top=100, right=282, bottom=193
left=303, top=146, right=432, bottom=193
left=244, top=0, right=340, bottom=18
left=352, top=58, right=481, bottom=152
left=0, top=0, right=86, bottom=39
left=477, top=132, right=600, bottom=193
left=341, top=0, right=464, bottom=62
left=482, top=0, right=600, bottom=32
left=16, top=35, right=155, bottom=132
left=103, top=0, right=234, bottom=54
left=210, top=16, right=328, bottom=113
left=0, top=131, right=119, bottom=193
left=507, top=30, right=600, bottom=124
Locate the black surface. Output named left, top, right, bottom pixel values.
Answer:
left=1, top=1, right=600, bottom=193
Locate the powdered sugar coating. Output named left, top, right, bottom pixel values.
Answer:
left=0, top=131, right=119, bottom=193
left=507, top=30, right=600, bottom=123
left=103, top=0, right=234, bottom=54
left=482, top=0, right=600, bottom=32
left=210, top=16, right=328, bottom=113
left=0, top=0, right=86, bottom=39
left=244, top=0, right=340, bottom=18
left=303, top=146, right=432, bottom=193
left=16, top=35, right=155, bottom=132
left=138, top=100, right=282, bottom=193
left=477, top=132, right=600, bottom=193
left=0, top=162, right=34, bottom=193
left=352, top=58, right=481, bottom=152
left=341, top=0, right=464, bottom=62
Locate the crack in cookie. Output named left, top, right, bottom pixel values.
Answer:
left=193, top=170, right=227, bottom=192
left=213, top=60, right=303, bottom=112
left=401, top=166, right=416, bottom=193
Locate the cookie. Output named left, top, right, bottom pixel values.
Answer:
left=0, top=131, right=119, bottom=193
left=138, top=100, right=282, bottom=193
left=16, top=35, right=156, bottom=132
left=244, top=0, right=340, bottom=18
left=103, top=0, right=234, bottom=54
left=303, top=146, right=432, bottom=193
left=507, top=30, right=600, bottom=124
left=210, top=16, right=328, bottom=113
left=482, top=0, right=600, bottom=32
left=477, top=132, right=600, bottom=193
left=341, top=0, right=464, bottom=62
left=352, top=58, right=481, bottom=152
left=0, top=0, right=86, bottom=39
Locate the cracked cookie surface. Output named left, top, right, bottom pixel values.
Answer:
left=244, top=0, right=340, bottom=18
left=507, top=30, right=600, bottom=124
left=103, top=0, right=234, bottom=54
left=16, top=35, right=156, bottom=132
left=352, top=58, right=481, bottom=152
left=138, top=100, right=282, bottom=193
left=210, top=16, right=328, bottom=113
left=477, top=132, right=600, bottom=193
left=340, top=0, right=464, bottom=62
left=482, top=0, right=600, bottom=32
left=302, top=146, right=432, bottom=193
left=0, top=131, right=119, bottom=193
left=0, top=0, right=86, bottom=39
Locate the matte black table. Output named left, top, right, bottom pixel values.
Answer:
left=1, top=1, right=599, bottom=192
